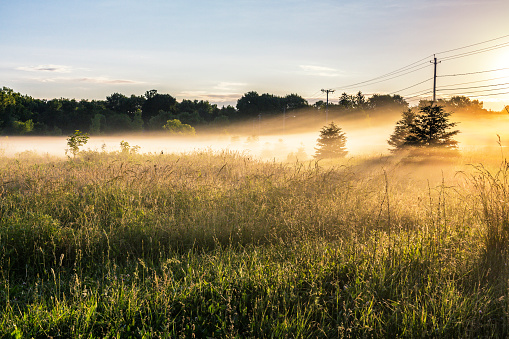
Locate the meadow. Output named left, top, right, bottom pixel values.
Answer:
left=0, top=145, right=508, bottom=338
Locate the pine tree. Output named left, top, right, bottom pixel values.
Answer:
left=388, top=105, right=459, bottom=152
left=405, top=105, right=459, bottom=148
left=314, top=122, right=347, bottom=158
left=387, top=109, right=416, bottom=152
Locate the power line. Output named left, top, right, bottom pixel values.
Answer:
left=328, top=56, right=432, bottom=91
left=439, top=67, right=509, bottom=78
left=438, top=85, right=509, bottom=96
left=307, top=34, right=509, bottom=102
left=447, top=91, right=509, bottom=99
left=434, top=75, right=509, bottom=88
left=389, top=77, right=433, bottom=95
left=334, top=35, right=509, bottom=94
left=437, top=81, right=509, bottom=92
left=440, top=42, right=509, bottom=62
left=337, top=64, right=431, bottom=91
left=435, top=34, right=509, bottom=56
left=403, top=89, right=433, bottom=100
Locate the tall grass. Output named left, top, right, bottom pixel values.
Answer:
left=0, top=148, right=508, bottom=337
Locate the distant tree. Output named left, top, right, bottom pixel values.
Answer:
left=236, top=91, right=261, bottom=117
left=66, top=130, right=89, bottom=158
left=367, top=94, right=408, bottom=110
left=237, top=92, right=307, bottom=118
left=354, top=91, right=366, bottom=109
left=106, top=93, right=145, bottom=115
left=338, top=93, right=354, bottom=109
left=284, top=94, right=308, bottom=110
left=147, top=111, right=174, bottom=130
left=90, top=113, right=106, bottom=134
left=313, top=100, right=326, bottom=109
left=12, top=119, right=34, bottom=135
left=446, top=96, right=483, bottom=111
left=142, top=90, right=177, bottom=122
left=314, top=122, right=347, bottom=158
left=163, top=119, right=195, bottom=135
left=219, top=105, right=237, bottom=120
left=388, top=104, right=459, bottom=151
left=387, top=109, right=416, bottom=152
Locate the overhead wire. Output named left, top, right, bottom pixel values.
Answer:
left=335, top=61, right=431, bottom=90
left=437, top=81, right=509, bottom=92
left=434, top=75, right=509, bottom=88
left=439, top=67, right=509, bottom=78
left=309, top=34, right=509, bottom=103
left=435, top=33, right=509, bottom=56
left=438, top=85, right=509, bottom=96
left=440, top=42, right=509, bottom=62
left=389, top=77, right=433, bottom=95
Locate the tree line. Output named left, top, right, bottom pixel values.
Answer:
left=0, top=86, right=501, bottom=136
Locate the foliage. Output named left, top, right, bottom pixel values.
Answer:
left=163, top=119, right=196, bottom=135
left=89, top=113, right=105, bottom=134
left=236, top=91, right=308, bottom=118
left=0, top=86, right=497, bottom=136
left=12, top=119, right=34, bottom=135
left=314, top=121, right=347, bottom=158
left=405, top=104, right=459, bottom=148
left=141, top=90, right=177, bottom=122
left=389, top=104, right=459, bottom=151
left=66, top=129, right=89, bottom=157
left=387, top=109, right=416, bottom=152
left=119, top=140, right=140, bottom=154
left=367, top=93, right=408, bottom=110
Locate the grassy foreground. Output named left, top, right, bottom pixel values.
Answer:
left=0, top=148, right=509, bottom=337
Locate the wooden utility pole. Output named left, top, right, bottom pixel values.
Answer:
left=431, top=55, right=441, bottom=103
left=321, top=89, right=335, bottom=123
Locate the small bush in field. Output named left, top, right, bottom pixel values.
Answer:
left=66, top=130, right=89, bottom=158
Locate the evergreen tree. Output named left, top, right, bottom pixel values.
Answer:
left=314, top=122, right=347, bottom=158
left=387, top=109, right=416, bottom=152
left=388, top=104, right=459, bottom=152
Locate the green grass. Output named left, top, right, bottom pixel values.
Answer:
left=0, top=148, right=508, bottom=337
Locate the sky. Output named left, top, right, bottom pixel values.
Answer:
left=1, top=0, right=509, bottom=111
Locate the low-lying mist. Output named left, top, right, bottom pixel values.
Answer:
left=1, top=107, right=508, bottom=160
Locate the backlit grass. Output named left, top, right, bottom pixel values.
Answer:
left=0, top=147, right=508, bottom=337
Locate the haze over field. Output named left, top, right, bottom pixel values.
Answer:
left=2, top=108, right=509, bottom=160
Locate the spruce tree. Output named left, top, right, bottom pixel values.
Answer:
left=388, top=104, right=459, bottom=152
left=387, top=109, right=416, bottom=152
left=314, top=122, right=347, bottom=158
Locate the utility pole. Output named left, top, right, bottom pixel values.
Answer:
left=321, top=89, right=335, bottom=123
left=431, top=55, right=441, bottom=103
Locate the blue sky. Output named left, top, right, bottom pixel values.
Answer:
left=1, top=0, right=508, bottom=110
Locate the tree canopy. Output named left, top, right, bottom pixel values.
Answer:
left=388, top=104, right=459, bottom=152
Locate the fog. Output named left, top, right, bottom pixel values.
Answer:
left=1, top=108, right=509, bottom=161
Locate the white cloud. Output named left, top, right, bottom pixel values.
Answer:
left=16, top=65, right=74, bottom=73
left=299, top=65, right=343, bottom=77
left=213, top=82, right=247, bottom=90
left=77, top=77, right=140, bottom=84
left=33, top=77, right=142, bottom=84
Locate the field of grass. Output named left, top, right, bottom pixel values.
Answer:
left=1, top=146, right=509, bottom=337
